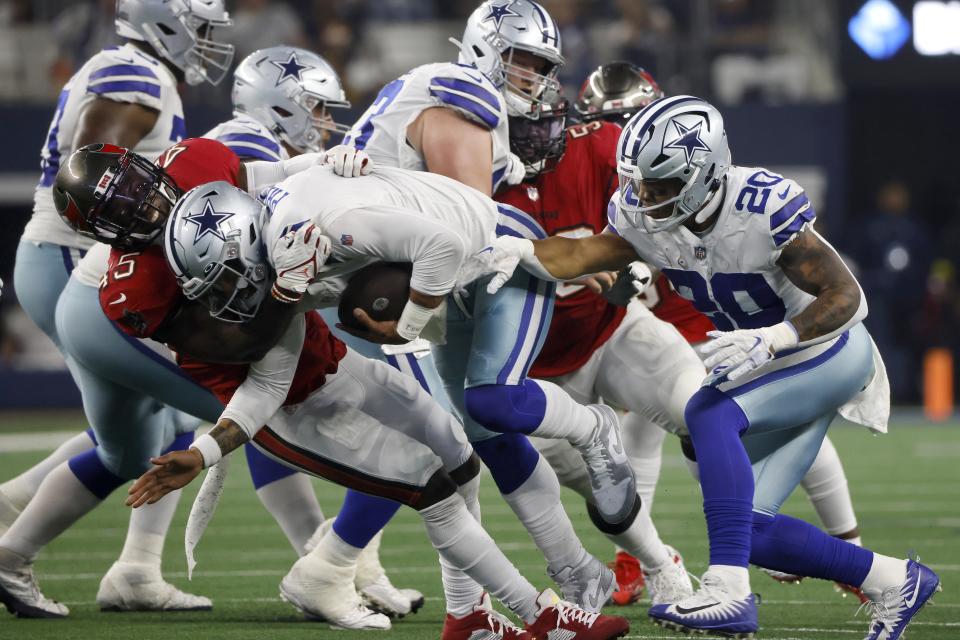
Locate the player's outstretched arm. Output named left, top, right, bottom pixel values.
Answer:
left=73, top=98, right=158, bottom=149
left=126, top=419, right=249, bottom=508
left=777, top=227, right=867, bottom=344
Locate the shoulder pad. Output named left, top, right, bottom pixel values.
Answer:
left=732, top=168, right=815, bottom=247
left=156, top=138, right=242, bottom=192
left=427, top=63, right=504, bottom=131
left=209, top=118, right=283, bottom=162
left=99, top=247, right=180, bottom=338
left=86, top=48, right=164, bottom=109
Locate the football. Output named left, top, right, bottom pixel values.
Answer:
left=337, top=262, right=413, bottom=330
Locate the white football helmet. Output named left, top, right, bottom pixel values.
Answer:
left=115, top=0, right=234, bottom=86
left=616, top=95, right=731, bottom=233
left=164, top=181, right=268, bottom=323
left=457, top=0, right=564, bottom=118
left=232, top=46, right=351, bottom=154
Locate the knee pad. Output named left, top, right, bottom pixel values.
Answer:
left=471, top=433, right=540, bottom=494
left=684, top=386, right=749, bottom=440
left=412, top=469, right=460, bottom=511
left=463, top=381, right=545, bottom=434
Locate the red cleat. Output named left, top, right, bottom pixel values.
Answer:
left=441, top=593, right=533, bottom=640
left=608, top=551, right=644, bottom=606
left=526, top=589, right=629, bottom=640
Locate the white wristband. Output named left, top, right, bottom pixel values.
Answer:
left=396, top=300, right=435, bottom=341
left=191, top=434, right=222, bottom=468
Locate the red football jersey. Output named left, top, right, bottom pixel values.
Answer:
left=177, top=311, right=347, bottom=407
left=639, top=275, right=715, bottom=345
left=497, top=120, right=627, bottom=378
left=99, top=138, right=242, bottom=338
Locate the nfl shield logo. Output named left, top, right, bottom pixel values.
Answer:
left=694, top=246, right=707, bottom=260
left=527, top=186, right=539, bottom=202
left=340, top=234, right=353, bottom=246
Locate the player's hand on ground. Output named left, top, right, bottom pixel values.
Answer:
left=603, top=262, right=653, bottom=306
left=323, top=144, right=373, bottom=178
left=126, top=450, right=204, bottom=508
left=271, top=223, right=331, bottom=303
left=337, top=309, right=408, bottom=345
left=485, top=237, right=535, bottom=294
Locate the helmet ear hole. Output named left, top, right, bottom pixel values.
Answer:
left=157, top=22, right=176, bottom=36
left=272, top=106, right=293, bottom=118
left=472, top=45, right=484, bottom=58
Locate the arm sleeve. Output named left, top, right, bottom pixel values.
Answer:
left=325, top=206, right=468, bottom=297
left=99, top=247, right=181, bottom=338
left=85, top=52, right=164, bottom=111
left=218, top=313, right=305, bottom=438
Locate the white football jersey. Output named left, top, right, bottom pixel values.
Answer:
left=607, top=165, right=818, bottom=332
left=22, top=43, right=185, bottom=250
left=203, top=114, right=288, bottom=162
left=343, top=62, right=512, bottom=192
left=262, top=165, right=499, bottom=298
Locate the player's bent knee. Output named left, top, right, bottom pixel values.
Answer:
left=684, top=386, right=749, bottom=439
left=450, top=452, right=481, bottom=486
left=463, top=381, right=545, bottom=434
left=411, top=469, right=460, bottom=511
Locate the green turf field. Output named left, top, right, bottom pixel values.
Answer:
left=0, top=414, right=957, bottom=639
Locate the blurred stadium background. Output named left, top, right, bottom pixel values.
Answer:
left=2, top=0, right=960, bottom=411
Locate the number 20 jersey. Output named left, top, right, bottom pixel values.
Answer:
left=343, top=62, right=513, bottom=192
left=607, top=165, right=817, bottom=331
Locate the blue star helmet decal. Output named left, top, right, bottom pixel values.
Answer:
left=184, top=199, right=235, bottom=244
left=271, top=52, right=314, bottom=87
left=664, top=119, right=711, bottom=166
left=483, top=1, right=521, bottom=30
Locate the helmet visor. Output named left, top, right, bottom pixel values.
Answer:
left=92, top=153, right=179, bottom=250
left=501, top=47, right=562, bottom=118
left=616, top=171, right=687, bottom=232
left=184, top=15, right=235, bottom=86
left=190, top=250, right=265, bottom=323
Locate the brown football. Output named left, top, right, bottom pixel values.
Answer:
left=337, top=262, right=412, bottom=330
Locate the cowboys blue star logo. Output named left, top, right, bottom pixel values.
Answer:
left=270, top=52, right=313, bottom=86
left=184, top=200, right=234, bottom=244
left=483, top=2, right=520, bottom=30
left=664, top=119, right=711, bottom=166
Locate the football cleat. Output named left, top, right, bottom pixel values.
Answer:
left=577, top=404, right=636, bottom=524
left=441, top=592, right=533, bottom=640
left=0, top=489, right=22, bottom=536
left=608, top=551, right=644, bottom=606
left=97, top=561, right=212, bottom=611
left=548, top=554, right=616, bottom=613
left=644, top=545, right=694, bottom=607
left=399, top=587, right=426, bottom=614
left=279, top=550, right=391, bottom=630
left=835, top=581, right=869, bottom=604
left=648, top=571, right=758, bottom=638
left=758, top=566, right=803, bottom=584
left=355, top=527, right=414, bottom=618
left=526, top=589, right=630, bottom=639
left=0, top=551, right=68, bottom=618
left=860, top=559, right=941, bottom=640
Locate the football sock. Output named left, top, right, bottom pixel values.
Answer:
left=0, top=429, right=96, bottom=510
left=861, top=554, right=908, bottom=601
left=593, top=496, right=670, bottom=571
left=707, top=564, right=751, bottom=599
left=333, top=491, right=402, bottom=549
left=439, top=476, right=485, bottom=616
left=420, top=494, right=539, bottom=623
left=621, top=412, right=666, bottom=511
left=531, top=379, right=600, bottom=447
left=312, top=526, right=362, bottom=568
left=750, top=511, right=874, bottom=588
left=800, top=435, right=859, bottom=536
left=685, top=387, right=753, bottom=568
left=0, top=460, right=105, bottom=562
left=253, top=474, right=324, bottom=557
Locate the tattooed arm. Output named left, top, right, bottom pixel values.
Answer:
left=776, top=226, right=867, bottom=344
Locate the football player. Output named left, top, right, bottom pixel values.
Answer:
left=496, top=91, right=697, bottom=608
left=339, top=3, right=629, bottom=626
left=0, top=0, right=232, bottom=616
left=576, top=62, right=869, bottom=602
left=486, top=95, right=940, bottom=639
left=202, top=46, right=419, bottom=619
left=150, top=178, right=632, bottom=640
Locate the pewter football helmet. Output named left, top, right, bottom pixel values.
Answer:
left=616, top=96, right=730, bottom=233
left=457, top=0, right=564, bottom=118
left=164, top=181, right=268, bottom=323
left=233, top=46, right=351, bottom=153
left=115, top=0, right=234, bottom=86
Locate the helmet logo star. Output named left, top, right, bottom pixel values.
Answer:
left=664, top=119, right=711, bottom=165
left=184, top=199, right=234, bottom=244
left=271, top=52, right=313, bottom=86
left=483, top=2, right=521, bottom=30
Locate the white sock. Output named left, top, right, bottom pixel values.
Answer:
left=312, top=527, right=362, bottom=568
left=608, top=499, right=670, bottom=571
left=621, top=412, right=666, bottom=512
left=502, top=457, right=585, bottom=571
left=255, top=474, right=324, bottom=556
left=0, top=462, right=101, bottom=562
left=800, top=436, right=859, bottom=536
left=708, top=564, right=751, bottom=599
left=440, top=476, right=486, bottom=616
left=421, top=494, right=539, bottom=623
left=861, top=554, right=908, bottom=602
left=117, top=489, right=182, bottom=568
left=0, top=431, right=96, bottom=510
left=528, top=379, right=599, bottom=447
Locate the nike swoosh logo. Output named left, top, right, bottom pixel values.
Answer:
left=676, top=602, right=721, bottom=615
left=903, top=574, right=922, bottom=608
left=109, top=293, right=127, bottom=305
left=477, top=246, right=494, bottom=254
left=778, top=185, right=791, bottom=200
left=750, top=337, right=762, bottom=351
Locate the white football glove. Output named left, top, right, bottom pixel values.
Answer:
left=603, top=261, right=653, bottom=306
left=485, top=236, right=535, bottom=294
left=700, top=322, right=799, bottom=381
left=271, top=223, right=332, bottom=303
left=503, top=152, right=527, bottom=186
left=323, top=144, right=373, bottom=178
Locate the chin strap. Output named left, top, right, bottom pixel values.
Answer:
left=692, top=180, right=726, bottom=225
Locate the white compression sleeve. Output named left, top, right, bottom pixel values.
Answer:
left=219, top=314, right=305, bottom=437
